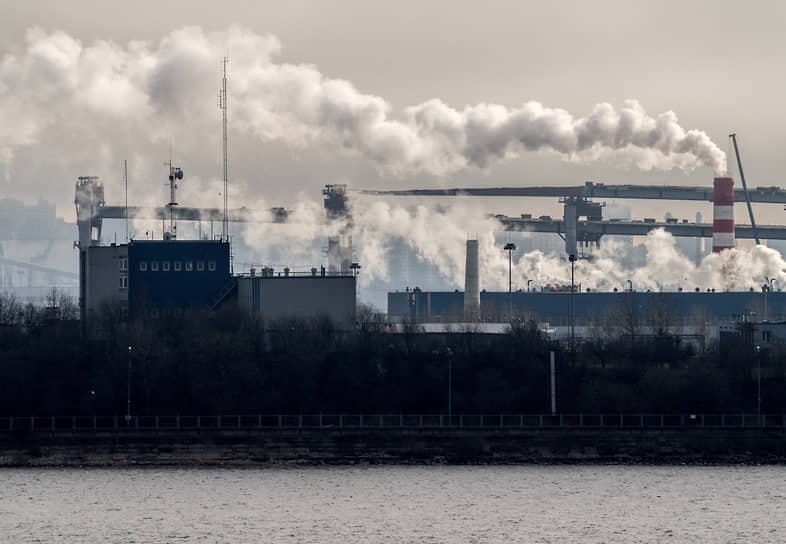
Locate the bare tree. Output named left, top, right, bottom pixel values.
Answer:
left=0, top=292, right=21, bottom=326
left=44, top=287, right=79, bottom=321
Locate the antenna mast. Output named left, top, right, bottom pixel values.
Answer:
left=165, top=160, right=183, bottom=240
left=124, top=159, right=128, bottom=243
left=220, top=56, right=229, bottom=241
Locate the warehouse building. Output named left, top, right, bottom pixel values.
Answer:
left=236, top=269, right=356, bottom=328
left=388, top=289, right=786, bottom=326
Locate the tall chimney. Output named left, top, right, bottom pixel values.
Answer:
left=694, top=211, right=703, bottom=265
left=712, top=177, right=735, bottom=253
left=464, top=239, right=480, bottom=321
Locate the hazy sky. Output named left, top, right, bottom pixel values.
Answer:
left=2, top=0, right=785, bottom=223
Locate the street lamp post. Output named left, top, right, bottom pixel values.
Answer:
left=569, top=254, right=576, bottom=354
left=527, top=279, right=533, bottom=292
left=755, top=344, right=761, bottom=425
left=504, top=242, right=516, bottom=322
left=126, top=346, right=132, bottom=424
left=446, top=347, right=453, bottom=422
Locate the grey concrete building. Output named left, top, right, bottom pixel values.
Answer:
left=83, top=244, right=129, bottom=318
left=237, top=273, right=356, bottom=328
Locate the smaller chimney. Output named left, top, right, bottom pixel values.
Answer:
left=464, top=239, right=480, bottom=321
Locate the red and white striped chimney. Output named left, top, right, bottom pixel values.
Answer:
left=712, top=176, right=735, bottom=253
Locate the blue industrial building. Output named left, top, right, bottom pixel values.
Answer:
left=388, top=290, right=786, bottom=325
left=85, top=237, right=357, bottom=325
left=128, top=240, right=231, bottom=316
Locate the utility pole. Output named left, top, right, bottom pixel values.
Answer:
left=569, top=254, right=576, bottom=354
left=126, top=346, right=132, bottom=424
left=504, top=242, right=516, bottom=322
left=447, top=348, right=453, bottom=421
left=550, top=351, right=556, bottom=415
left=755, top=344, right=761, bottom=425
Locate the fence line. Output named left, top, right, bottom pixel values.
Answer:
left=0, top=413, right=783, bottom=432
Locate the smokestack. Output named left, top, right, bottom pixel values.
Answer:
left=712, top=177, right=735, bottom=253
left=464, top=239, right=480, bottom=321
left=695, top=211, right=703, bottom=265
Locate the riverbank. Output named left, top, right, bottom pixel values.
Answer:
left=2, top=428, right=785, bottom=466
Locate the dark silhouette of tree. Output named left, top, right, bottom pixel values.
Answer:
left=0, top=293, right=780, bottom=416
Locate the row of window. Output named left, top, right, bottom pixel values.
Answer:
left=138, top=260, right=217, bottom=272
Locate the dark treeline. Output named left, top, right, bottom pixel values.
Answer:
left=0, top=293, right=784, bottom=416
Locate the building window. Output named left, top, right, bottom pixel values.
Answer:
left=119, top=258, right=128, bottom=271
left=119, top=276, right=128, bottom=289
left=197, top=261, right=205, bottom=272
left=174, top=261, right=182, bottom=271
left=185, top=261, right=193, bottom=271
left=151, top=261, right=159, bottom=271
left=208, top=261, right=216, bottom=272
left=139, top=261, right=147, bottom=272
left=162, top=261, right=170, bottom=272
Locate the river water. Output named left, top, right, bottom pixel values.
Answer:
left=1, top=465, right=784, bottom=543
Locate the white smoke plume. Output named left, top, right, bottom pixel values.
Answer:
left=237, top=193, right=346, bottom=268
left=236, top=192, right=785, bottom=297
left=0, top=26, right=726, bottom=180
left=505, top=230, right=786, bottom=293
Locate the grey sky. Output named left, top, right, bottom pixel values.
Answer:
left=2, top=0, right=785, bottom=224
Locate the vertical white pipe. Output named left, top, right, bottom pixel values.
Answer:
left=464, top=239, right=480, bottom=321
left=550, top=350, right=556, bottom=415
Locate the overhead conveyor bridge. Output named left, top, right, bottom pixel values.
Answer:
left=358, top=180, right=786, bottom=255
left=497, top=217, right=786, bottom=241
left=359, top=181, right=786, bottom=204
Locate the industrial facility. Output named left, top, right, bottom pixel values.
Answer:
left=0, top=104, right=769, bottom=353
left=372, top=143, right=786, bottom=348
left=389, top=230, right=786, bottom=349
left=67, top=162, right=786, bottom=347
left=75, top=171, right=357, bottom=329
left=68, top=64, right=362, bottom=330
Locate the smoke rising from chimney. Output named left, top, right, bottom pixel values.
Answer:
left=0, top=26, right=726, bottom=178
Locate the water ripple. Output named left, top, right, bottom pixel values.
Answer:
left=0, top=465, right=784, bottom=543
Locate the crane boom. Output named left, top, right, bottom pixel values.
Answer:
left=730, top=133, right=760, bottom=244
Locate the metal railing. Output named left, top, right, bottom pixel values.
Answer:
left=0, top=413, right=783, bottom=433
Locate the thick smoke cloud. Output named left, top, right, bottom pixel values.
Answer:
left=356, top=205, right=785, bottom=293
left=510, top=229, right=786, bottom=293
left=238, top=194, right=785, bottom=297
left=0, top=26, right=726, bottom=180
